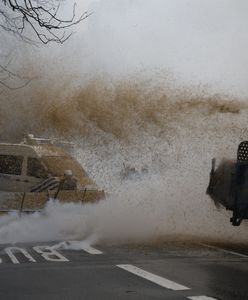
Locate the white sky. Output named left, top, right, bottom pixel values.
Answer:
left=72, top=0, right=248, bottom=96
left=18, top=0, right=248, bottom=97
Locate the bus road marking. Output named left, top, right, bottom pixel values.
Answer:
left=117, top=264, right=190, bottom=291
left=33, top=246, right=69, bottom=262
left=5, top=247, right=36, bottom=264
left=1, top=241, right=102, bottom=265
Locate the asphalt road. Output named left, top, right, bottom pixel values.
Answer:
left=0, top=240, right=247, bottom=300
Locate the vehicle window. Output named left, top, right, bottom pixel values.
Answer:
left=0, top=155, right=23, bottom=175
left=27, top=157, right=47, bottom=178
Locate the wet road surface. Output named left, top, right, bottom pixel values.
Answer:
left=0, top=240, right=247, bottom=300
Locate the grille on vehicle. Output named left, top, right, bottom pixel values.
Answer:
left=237, top=141, right=248, bottom=163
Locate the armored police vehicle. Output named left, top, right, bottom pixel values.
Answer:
left=0, top=135, right=104, bottom=214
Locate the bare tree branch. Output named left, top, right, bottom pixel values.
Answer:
left=1, top=0, right=90, bottom=44
left=0, top=63, right=32, bottom=90
left=0, top=0, right=90, bottom=89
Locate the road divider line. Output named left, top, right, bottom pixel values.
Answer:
left=199, top=243, right=248, bottom=258
left=117, top=264, right=190, bottom=291
left=188, top=296, right=218, bottom=300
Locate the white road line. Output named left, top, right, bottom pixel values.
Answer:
left=188, top=296, right=218, bottom=300
left=199, top=243, right=248, bottom=258
left=5, top=247, right=36, bottom=264
left=77, top=245, right=103, bottom=255
left=117, top=264, right=190, bottom=291
left=62, top=241, right=103, bottom=255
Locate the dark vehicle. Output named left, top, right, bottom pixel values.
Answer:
left=207, top=141, right=248, bottom=226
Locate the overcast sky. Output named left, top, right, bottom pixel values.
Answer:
left=10, top=0, right=248, bottom=97
left=68, top=0, right=246, bottom=96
